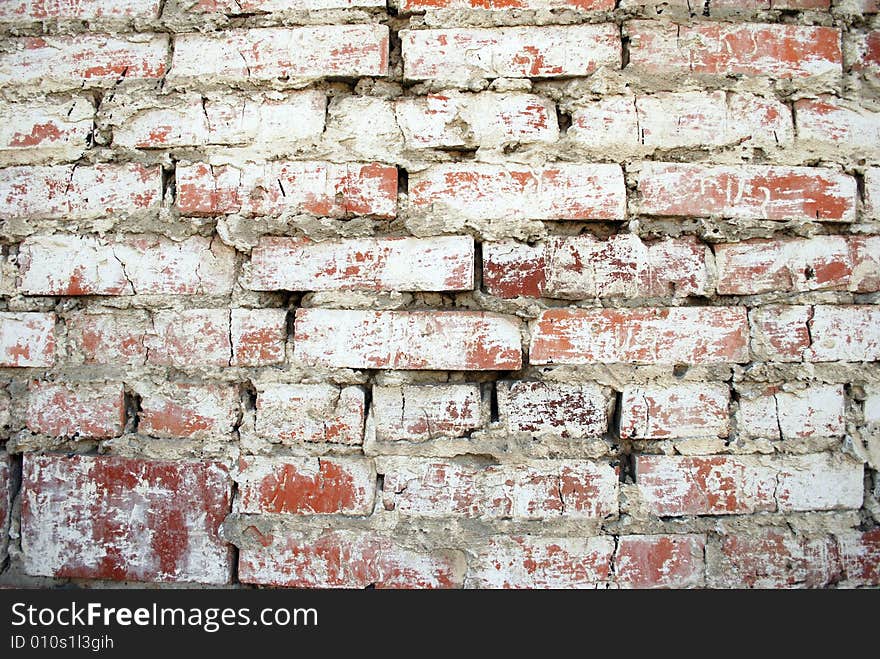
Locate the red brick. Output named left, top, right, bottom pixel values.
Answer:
left=615, top=535, right=706, bottom=589
left=635, top=454, right=862, bottom=516
left=0, top=163, right=161, bottom=221
left=230, top=309, right=287, bottom=367
left=0, top=453, right=10, bottom=564
left=21, top=454, right=232, bottom=583
left=112, top=90, right=326, bottom=150
left=65, top=311, right=150, bottom=366
left=837, top=529, right=880, bottom=587
left=0, top=312, right=55, bottom=367
left=395, top=92, right=558, bottom=149
left=736, top=384, right=845, bottom=440
left=370, top=384, right=486, bottom=442
left=0, top=97, right=94, bottom=163
left=0, top=0, right=161, bottom=19
left=294, top=309, right=522, bottom=371
left=381, top=458, right=618, bottom=520
left=795, top=97, right=880, bottom=153
left=139, top=383, right=240, bottom=440
left=400, top=0, right=614, bottom=9
left=716, top=236, right=880, bottom=295
left=0, top=35, right=169, bottom=88
left=483, top=235, right=711, bottom=299
left=638, top=163, right=857, bottom=221
left=236, top=457, right=376, bottom=515
left=244, top=236, right=473, bottom=292
left=709, top=532, right=842, bottom=588
left=255, top=383, right=364, bottom=445
left=402, top=26, right=621, bottom=80
left=18, top=235, right=236, bottom=296
left=620, top=384, right=730, bottom=440
left=176, top=161, right=397, bottom=218
left=497, top=381, right=610, bottom=438
left=628, top=22, right=842, bottom=78
left=239, top=529, right=463, bottom=588
left=851, top=30, right=880, bottom=72
left=625, top=0, right=831, bottom=14
left=26, top=381, right=125, bottom=439
left=468, top=535, right=614, bottom=589
left=146, top=310, right=231, bottom=368
left=530, top=307, right=749, bottom=366
left=170, top=26, right=389, bottom=83
left=409, top=163, right=625, bottom=221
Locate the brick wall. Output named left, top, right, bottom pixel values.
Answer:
left=0, top=0, right=878, bottom=589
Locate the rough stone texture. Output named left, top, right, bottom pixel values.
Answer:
left=1, top=0, right=878, bottom=591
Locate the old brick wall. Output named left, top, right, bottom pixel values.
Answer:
left=0, top=0, right=878, bottom=589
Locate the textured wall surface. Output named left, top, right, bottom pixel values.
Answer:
left=0, top=0, right=879, bottom=589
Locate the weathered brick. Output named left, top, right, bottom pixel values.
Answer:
left=255, top=383, right=364, bottom=445
left=402, top=25, right=621, bottom=81
left=239, top=529, right=463, bottom=588
left=530, top=307, right=749, bottom=365
left=230, top=308, right=287, bottom=367
left=381, top=458, right=618, bottom=520
left=620, top=384, right=730, bottom=440
left=191, top=0, right=385, bottom=12
left=21, top=454, right=232, bottom=583
left=139, top=383, right=240, bottom=439
left=0, top=312, right=55, bottom=367
left=638, top=163, right=857, bottom=221
left=176, top=161, right=397, bottom=218
left=146, top=309, right=231, bottom=368
left=795, top=97, right=880, bottom=154
left=851, top=30, right=880, bottom=73
left=244, top=236, right=473, bottom=292
left=0, top=0, right=161, bottom=19
left=716, top=236, right=880, bottom=295
left=294, top=309, right=522, bottom=370
left=370, top=384, right=486, bottom=442
left=0, top=163, right=160, bottom=221
left=748, top=305, right=811, bottom=362
left=18, top=235, right=236, bottom=296
left=837, top=529, right=880, bottom=587
left=628, top=22, right=842, bottom=78
left=409, top=163, right=625, bottom=220
left=570, top=92, right=792, bottom=151
left=483, top=235, right=711, bottom=299
left=65, top=311, right=150, bottom=365
left=635, top=454, right=862, bottom=516
left=112, top=90, right=327, bottom=149
left=866, top=168, right=880, bottom=221
left=497, top=381, right=610, bottom=438
left=736, top=385, right=845, bottom=440
left=753, top=305, right=880, bottom=363
left=400, top=0, right=615, bottom=8
left=622, top=0, right=831, bottom=12
left=709, top=532, right=842, bottom=588
left=236, top=456, right=376, bottom=515
left=806, top=305, right=880, bottom=362
left=0, top=453, right=10, bottom=564
left=0, top=97, right=94, bottom=164
left=0, top=35, right=169, bottom=88
left=468, top=536, right=614, bottom=589
left=170, top=26, right=389, bottom=84
left=26, top=381, right=125, bottom=439
left=395, top=92, right=558, bottom=149
left=615, top=535, right=706, bottom=589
